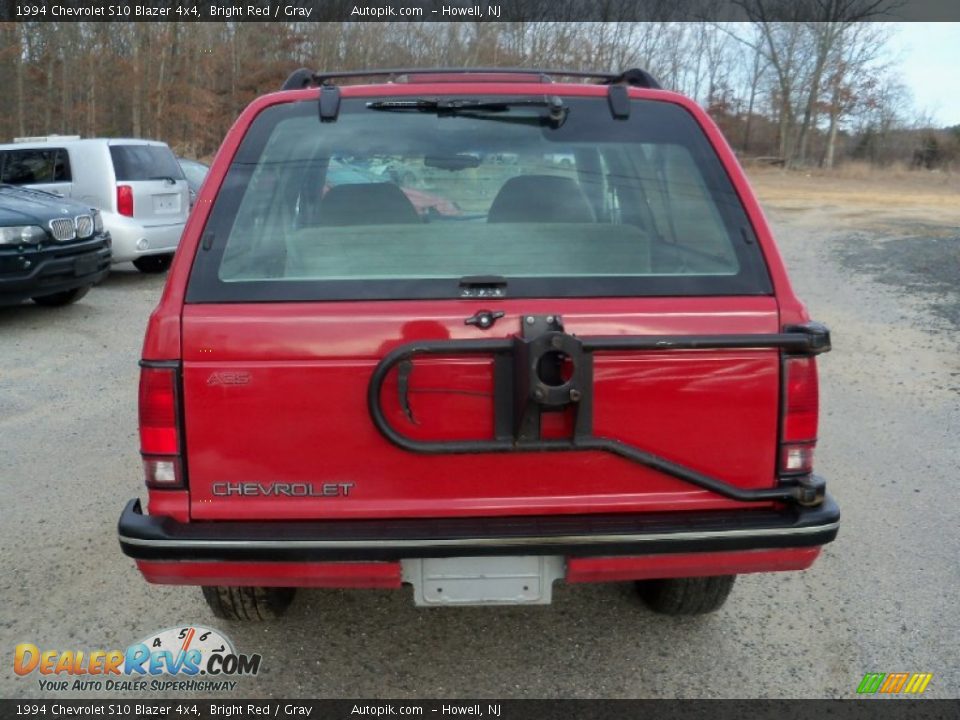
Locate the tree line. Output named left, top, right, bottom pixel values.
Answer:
left=3, top=12, right=958, bottom=169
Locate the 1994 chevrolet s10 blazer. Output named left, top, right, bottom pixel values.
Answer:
left=118, top=68, right=839, bottom=620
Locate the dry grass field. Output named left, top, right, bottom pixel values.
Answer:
left=749, top=164, right=960, bottom=330
left=748, top=163, right=960, bottom=232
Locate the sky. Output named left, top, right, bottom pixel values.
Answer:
left=889, top=23, right=960, bottom=127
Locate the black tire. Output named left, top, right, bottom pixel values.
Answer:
left=636, top=575, right=736, bottom=615
left=133, top=254, right=173, bottom=274
left=32, top=285, right=91, bottom=307
left=201, top=586, right=296, bottom=621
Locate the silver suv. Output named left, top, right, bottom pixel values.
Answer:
left=0, top=136, right=189, bottom=273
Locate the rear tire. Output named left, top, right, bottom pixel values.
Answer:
left=201, top=586, right=296, bottom=621
left=32, top=285, right=90, bottom=307
left=636, top=575, right=736, bottom=615
left=133, top=254, right=173, bottom=274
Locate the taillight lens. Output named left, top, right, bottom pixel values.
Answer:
left=142, top=456, right=184, bottom=488
left=117, top=185, right=134, bottom=217
left=780, top=357, right=819, bottom=475
left=139, top=366, right=184, bottom=488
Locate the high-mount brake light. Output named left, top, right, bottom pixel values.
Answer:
left=780, top=357, right=819, bottom=476
left=139, top=366, right=184, bottom=488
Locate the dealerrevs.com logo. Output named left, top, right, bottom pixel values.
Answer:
left=14, top=626, right=261, bottom=692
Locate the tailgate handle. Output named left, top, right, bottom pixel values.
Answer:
left=465, top=309, right=505, bottom=330
left=368, top=318, right=831, bottom=506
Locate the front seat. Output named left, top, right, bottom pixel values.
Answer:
left=318, top=182, right=421, bottom=226
left=487, top=174, right=595, bottom=223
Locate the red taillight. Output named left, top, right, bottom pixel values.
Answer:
left=117, top=185, right=134, bottom=217
left=139, top=366, right=183, bottom=488
left=780, top=357, right=819, bottom=475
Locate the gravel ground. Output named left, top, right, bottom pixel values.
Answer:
left=836, top=227, right=960, bottom=333
left=1, top=214, right=958, bottom=700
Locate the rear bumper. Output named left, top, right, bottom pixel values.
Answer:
left=105, top=215, right=184, bottom=263
left=118, top=491, right=839, bottom=564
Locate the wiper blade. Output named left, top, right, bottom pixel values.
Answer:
left=367, top=97, right=568, bottom=127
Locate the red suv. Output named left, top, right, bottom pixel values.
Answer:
left=118, top=68, right=838, bottom=620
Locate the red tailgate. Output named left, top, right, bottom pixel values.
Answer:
left=182, top=296, right=781, bottom=520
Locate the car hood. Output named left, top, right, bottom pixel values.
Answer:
left=0, top=185, right=94, bottom=225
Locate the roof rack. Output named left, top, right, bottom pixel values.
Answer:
left=281, top=67, right=661, bottom=91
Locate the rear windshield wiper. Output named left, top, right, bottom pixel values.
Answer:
left=367, top=97, right=568, bottom=127
left=148, top=176, right=179, bottom=184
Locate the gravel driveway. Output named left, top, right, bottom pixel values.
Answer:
left=1, top=209, right=957, bottom=699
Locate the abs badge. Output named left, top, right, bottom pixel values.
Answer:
left=207, top=371, right=250, bottom=386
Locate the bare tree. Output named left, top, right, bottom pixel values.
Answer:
left=821, top=22, right=889, bottom=167
left=0, top=19, right=926, bottom=167
left=732, top=0, right=894, bottom=164
left=795, top=0, right=894, bottom=164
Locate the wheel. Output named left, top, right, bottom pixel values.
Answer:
left=133, top=254, right=173, bottom=274
left=32, top=285, right=91, bottom=307
left=201, top=586, right=296, bottom=621
left=636, top=575, right=736, bottom=615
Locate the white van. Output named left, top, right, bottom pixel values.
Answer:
left=0, top=136, right=189, bottom=273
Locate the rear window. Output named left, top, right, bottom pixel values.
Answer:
left=179, top=159, right=208, bottom=187
left=187, top=96, right=771, bottom=302
left=110, top=145, right=184, bottom=182
left=0, top=148, right=71, bottom=184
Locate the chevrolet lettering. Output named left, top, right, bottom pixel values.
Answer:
left=211, top=482, right=354, bottom=497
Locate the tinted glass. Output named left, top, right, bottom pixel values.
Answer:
left=188, top=97, right=770, bottom=302
left=110, top=145, right=184, bottom=181
left=0, top=148, right=71, bottom=184
left=178, top=159, right=208, bottom=188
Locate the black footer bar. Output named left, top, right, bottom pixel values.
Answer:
left=3, top=699, right=957, bottom=720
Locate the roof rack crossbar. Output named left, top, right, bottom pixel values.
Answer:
left=281, top=67, right=661, bottom=91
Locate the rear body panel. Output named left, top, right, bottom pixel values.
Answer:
left=107, top=213, right=184, bottom=262
left=122, top=181, right=185, bottom=226
left=108, top=141, right=190, bottom=228
left=182, top=297, right=780, bottom=520
left=125, top=76, right=836, bottom=593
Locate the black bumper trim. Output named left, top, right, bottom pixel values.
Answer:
left=118, top=492, right=840, bottom=562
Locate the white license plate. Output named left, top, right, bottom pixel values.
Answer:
left=402, top=556, right=565, bottom=606
left=153, top=194, right=179, bottom=213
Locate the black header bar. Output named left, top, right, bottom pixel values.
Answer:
left=2, top=0, right=960, bottom=22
